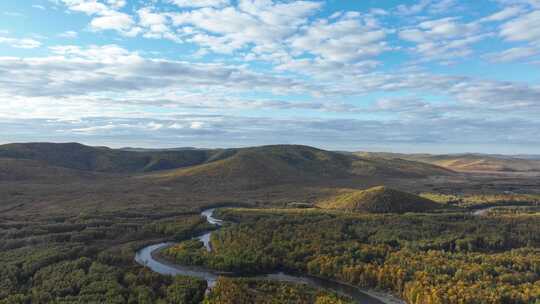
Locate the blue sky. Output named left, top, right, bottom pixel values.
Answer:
left=0, top=0, right=539, bottom=153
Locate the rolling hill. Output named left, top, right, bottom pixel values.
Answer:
left=356, top=152, right=540, bottom=172
left=0, top=142, right=219, bottom=173
left=151, top=145, right=352, bottom=187
left=0, top=143, right=453, bottom=188
left=318, top=186, right=442, bottom=213
left=150, top=145, right=453, bottom=189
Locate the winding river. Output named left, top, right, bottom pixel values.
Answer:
left=135, top=208, right=404, bottom=304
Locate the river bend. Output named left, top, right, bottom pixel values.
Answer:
left=135, top=208, right=404, bottom=304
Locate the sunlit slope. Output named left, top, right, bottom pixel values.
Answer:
left=151, top=145, right=351, bottom=187
left=425, top=156, right=540, bottom=172
left=318, top=186, right=442, bottom=213
left=349, top=154, right=453, bottom=177
left=150, top=145, right=453, bottom=188
left=357, top=152, right=540, bottom=172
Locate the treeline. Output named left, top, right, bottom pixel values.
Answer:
left=420, top=192, right=540, bottom=208
left=5, top=258, right=206, bottom=304
left=204, top=277, right=353, bottom=304
left=166, top=209, right=540, bottom=304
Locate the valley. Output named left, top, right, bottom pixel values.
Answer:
left=0, top=143, right=539, bottom=303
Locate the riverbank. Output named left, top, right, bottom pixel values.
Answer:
left=136, top=208, right=406, bottom=304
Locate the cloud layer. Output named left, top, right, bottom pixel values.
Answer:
left=1, top=0, right=539, bottom=153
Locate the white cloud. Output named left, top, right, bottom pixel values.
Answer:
left=60, top=0, right=138, bottom=36
left=190, top=121, right=204, bottom=129
left=147, top=122, right=164, bottom=130
left=396, top=0, right=459, bottom=16
left=399, top=17, right=486, bottom=61
left=72, top=124, right=117, bottom=133
left=106, top=0, right=126, bottom=9
left=486, top=46, right=540, bottom=62
left=0, top=36, right=41, bottom=49
left=396, top=0, right=432, bottom=15
left=3, top=12, right=25, bottom=17
left=375, top=97, right=429, bottom=112
left=495, top=0, right=540, bottom=9
left=137, top=8, right=179, bottom=41
left=0, top=44, right=316, bottom=99
left=288, top=12, right=389, bottom=63
left=58, top=30, right=79, bottom=38
left=62, top=0, right=110, bottom=15
left=169, top=0, right=229, bottom=8
left=481, top=6, right=525, bottom=22
left=401, top=17, right=480, bottom=41
left=90, top=11, right=137, bottom=34
left=500, top=10, right=540, bottom=44
left=169, top=0, right=322, bottom=55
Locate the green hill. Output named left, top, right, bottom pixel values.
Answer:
left=318, top=186, right=441, bottom=213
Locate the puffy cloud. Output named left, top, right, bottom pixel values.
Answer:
left=288, top=12, right=389, bottom=63
left=59, top=0, right=139, bottom=35
left=137, top=8, right=179, bottom=41
left=395, top=0, right=459, bottom=16
left=169, top=0, right=322, bottom=55
left=90, top=11, right=137, bottom=34
left=399, top=17, right=487, bottom=61
left=62, top=0, right=109, bottom=15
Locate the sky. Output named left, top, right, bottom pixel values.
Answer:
left=0, top=0, right=540, bottom=154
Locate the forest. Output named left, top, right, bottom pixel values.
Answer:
left=0, top=210, right=210, bottom=303
left=165, top=208, right=540, bottom=304
left=204, top=277, right=353, bottom=304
